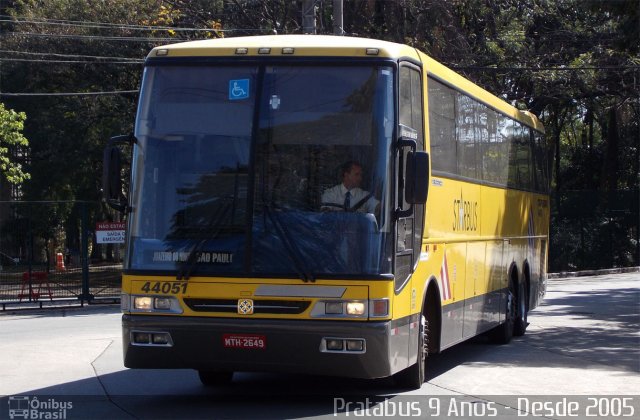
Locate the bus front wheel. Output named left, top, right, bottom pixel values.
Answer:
left=198, top=370, right=234, bottom=386
left=394, top=314, right=427, bottom=389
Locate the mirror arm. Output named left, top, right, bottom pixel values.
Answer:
left=395, top=126, right=419, bottom=219
left=108, top=133, right=137, bottom=147
left=395, top=206, right=413, bottom=219
left=397, top=138, right=416, bottom=151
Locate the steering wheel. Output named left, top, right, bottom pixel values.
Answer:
left=321, top=193, right=373, bottom=213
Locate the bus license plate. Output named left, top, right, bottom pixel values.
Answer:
left=222, top=334, right=266, bottom=350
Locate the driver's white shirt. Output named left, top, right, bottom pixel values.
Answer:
left=321, top=184, right=379, bottom=213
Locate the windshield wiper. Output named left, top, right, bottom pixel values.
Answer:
left=263, top=203, right=315, bottom=283
left=176, top=199, right=232, bottom=280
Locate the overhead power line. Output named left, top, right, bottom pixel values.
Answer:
left=2, top=32, right=178, bottom=42
left=1, top=58, right=143, bottom=64
left=453, top=65, right=640, bottom=72
left=0, top=90, right=138, bottom=97
left=0, top=17, right=220, bottom=32
left=0, top=49, right=142, bottom=61
left=0, top=16, right=269, bottom=34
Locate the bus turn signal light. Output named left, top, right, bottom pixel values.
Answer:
left=370, top=299, right=389, bottom=317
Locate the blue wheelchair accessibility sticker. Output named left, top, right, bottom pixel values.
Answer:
left=229, top=79, right=250, bottom=100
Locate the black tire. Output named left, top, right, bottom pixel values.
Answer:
left=490, top=278, right=515, bottom=344
left=514, top=279, right=528, bottom=336
left=394, top=315, right=427, bottom=389
left=198, top=370, right=234, bottom=386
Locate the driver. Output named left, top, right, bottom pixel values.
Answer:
left=321, top=161, right=379, bottom=213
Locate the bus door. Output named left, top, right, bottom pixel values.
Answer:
left=395, top=63, right=426, bottom=364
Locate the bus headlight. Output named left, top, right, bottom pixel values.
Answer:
left=131, top=295, right=183, bottom=314
left=134, top=296, right=153, bottom=310
left=311, top=300, right=368, bottom=318
left=346, top=302, right=366, bottom=315
left=325, top=301, right=344, bottom=314
left=154, top=297, right=173, bottom=310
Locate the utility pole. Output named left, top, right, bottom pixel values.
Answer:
left=333, top=0, right=344, bottom=35
left=302, top=0, right=316, bottom=34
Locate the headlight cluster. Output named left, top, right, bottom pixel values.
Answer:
left=121, top=293, right=183, bottom=314
left=310, top=299, right=389, bottom=318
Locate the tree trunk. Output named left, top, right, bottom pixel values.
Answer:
left=601, top=107, right=620, bottom=191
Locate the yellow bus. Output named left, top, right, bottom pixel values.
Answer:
left=103, top=35, right=550, bottom=389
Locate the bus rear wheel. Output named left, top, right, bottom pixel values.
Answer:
left=198, top=370, right=234, bottom=386
left=514, top=280, right=528, bottom=336
left=394, top=314, right=427, bottom=389
left=490, top=278, right=515, bottom=344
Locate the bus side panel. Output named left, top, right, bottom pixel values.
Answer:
left=485, top=240, right=506, bottom=325
left=530, top=192, right=550, bottom=310
left=440, top=242, right=466, bottom=348
left=462, top=241, right=490, bottom=339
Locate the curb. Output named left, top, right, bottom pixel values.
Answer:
left=1, top=297, right=119, bottom=313
left=548, top=266, right=640, bottom=279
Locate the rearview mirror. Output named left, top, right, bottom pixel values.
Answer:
left=102, top=134, right=135, bottom=212
left=405, top=151, right=429, bottom=204
left=396, top=125, right=429, bottom=218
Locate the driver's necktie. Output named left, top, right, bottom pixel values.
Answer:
left=344, top=191, right=351, bottom=211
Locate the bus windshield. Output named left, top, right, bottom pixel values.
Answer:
left=128, top=63, right=395, bottom=277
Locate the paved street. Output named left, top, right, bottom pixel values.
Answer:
left=0, top=272, right=638, bottom=419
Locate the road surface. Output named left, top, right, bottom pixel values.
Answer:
left=1, top=272, right=638, bottom=418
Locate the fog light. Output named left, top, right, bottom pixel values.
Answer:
left=154, top=298, right=172, bottom=310
left=325, top=302, right=343, bottom=315
left=133, top=332, right=151, bottom=344
left=346, top=339, right=364, bottom=352
left=152, top=333, right=171, bottom=345
left=346, top=302, right=365, bottom=316
left=326, top=339, right=343, bottom=351
left=134, top=297, right=152, bottom=310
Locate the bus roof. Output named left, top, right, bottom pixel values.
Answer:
left=149, top=34, right=419, bottom=60
left=149, top=35, right=543, bottom=133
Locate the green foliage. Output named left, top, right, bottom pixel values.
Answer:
left=0, top=103, right=30, bottom=184
left=0, top=0, right=637, bottom=269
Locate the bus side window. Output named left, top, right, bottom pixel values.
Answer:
left=396, top=64, right=424, bottom=291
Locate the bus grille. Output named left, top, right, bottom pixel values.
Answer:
left=183, top=298, right=311, bottom=315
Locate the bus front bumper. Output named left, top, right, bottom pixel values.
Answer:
left=122, top=314, right=399, bottom=379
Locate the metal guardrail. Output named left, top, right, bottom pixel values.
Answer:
left=0, top=201, right=123, bottom=310
left=0, top=264, right=122, bottom=310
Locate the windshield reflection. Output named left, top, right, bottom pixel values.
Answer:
left=128, top=63, right=395, bottom=277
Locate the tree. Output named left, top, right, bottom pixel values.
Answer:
left=0, top=0, right=636, bottom=269
left=0, top=103, right=30, bottom=185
